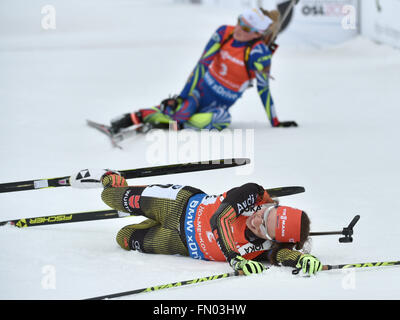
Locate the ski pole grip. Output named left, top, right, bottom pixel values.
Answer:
left=348, top=215, right=360, bottom=230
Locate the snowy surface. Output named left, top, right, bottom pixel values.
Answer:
left=1, top=0, right=400, bottom=300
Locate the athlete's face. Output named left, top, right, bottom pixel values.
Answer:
left=233, top=19, right=262, bottom=42
left=246, top=206, right=277, bottom=240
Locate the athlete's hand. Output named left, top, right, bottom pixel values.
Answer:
left=256, top=189, right=274, bottom=205
left=229, top=256, right=265, bottom=276
left=276, top=121, right=298, bottom=128
left=160, top=96, right=183, bottom=114
left=101, top=173, right=127, bottom=188
left=294, top=254, right=323, bottom=276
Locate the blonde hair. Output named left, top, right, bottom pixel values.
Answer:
left=260, top=8, right=281, bottom=45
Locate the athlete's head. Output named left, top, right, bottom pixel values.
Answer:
left=234, top=8, right=272, bottom=42
left=246, top=205, right=310, bottom=247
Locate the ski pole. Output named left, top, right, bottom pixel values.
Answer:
left=264, top=0, right=299, bottom=46
left=309, top=215, right=360, bottom=243
left=293, top=260, right=400, bottom=274
left=322, top=260, right=400, bottom=271
left=275, top=0, right=298, bottom=35
left=85, top=271, right=245, bottom=300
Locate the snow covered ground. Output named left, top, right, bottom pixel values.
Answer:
left=1, top=0, right=400, bottom=300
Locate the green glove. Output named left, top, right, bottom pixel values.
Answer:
left=295, top=254, right=323, bottom=275
left=229, top=256, right=265, bottom=276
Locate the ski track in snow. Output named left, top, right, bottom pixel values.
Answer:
left=1, top=0, right=400, bottom=300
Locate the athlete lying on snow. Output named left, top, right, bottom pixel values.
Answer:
left=70, top=169, right=322, bottom=276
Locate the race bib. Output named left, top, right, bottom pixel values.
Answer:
left=142, top=184, right=184, bottom=200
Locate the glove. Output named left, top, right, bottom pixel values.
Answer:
left=276, top=121, right=298, bottom=128
left=159, top=95, right=183, bottom=114
left=256, top=189, right=273, bottom=205
left=294, top=254, right=323, bottom=276
left=102, top=173, right=127, bottom=188
left=229, top=256, right=265, bottom=276
left=69, top=169, right=120, bottom=189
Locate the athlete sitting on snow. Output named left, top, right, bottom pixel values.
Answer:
left=70, top=170, right=322, bottom=276
left=109, top=8, right=298, bottom=134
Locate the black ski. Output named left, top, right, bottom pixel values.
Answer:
left=0, top=209, right=124, bottom=228
left=0, top=158, right=250, bottom=194
left=0, top=186, right=305, bottom=228
left=87, top=119, right=122, bottom=149
left=264, top=186, right=305, bottom=198
left=87, top=119, right=143, bottom=149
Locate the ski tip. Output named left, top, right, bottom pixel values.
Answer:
left=0, top=221, right=15, bottom=227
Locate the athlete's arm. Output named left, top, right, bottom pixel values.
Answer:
left=248, top=43, right=280, bottom=127
left=209, top=183, right=272, bottom=261
left=179, top=25, right=228, bottom=99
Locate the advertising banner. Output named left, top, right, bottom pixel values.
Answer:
left=200, top=0, right=359, bottom=46
left=281, top=0, right=359, bottom=46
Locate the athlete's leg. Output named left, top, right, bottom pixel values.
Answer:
left=110, top=95, right=199, bottom=133
left=142, top=95, right=199, bottom=126
left=102, top=176, right=202, bottom=255
left=101, top=176, right=203, bottom=229
left=183, top=108, right=232, bottom=131
left=116, top=219, right=189, bottom=256
left=182, top=80, right=233, bottom=131
left=100, top=175, right=145, bottom=216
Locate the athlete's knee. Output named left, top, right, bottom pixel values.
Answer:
left=116, top=226, right=144, bottom=251
left=138, top=107, right=171, bottom=125
left=184, top=109, right=231, bottom=131
left=116, top=220, right=159, bottom=251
